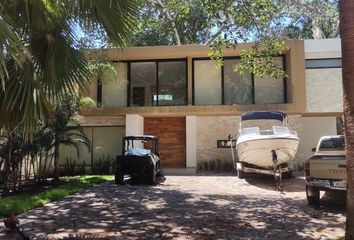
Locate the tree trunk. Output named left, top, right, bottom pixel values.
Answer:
left=53, top=140, right=60, bottom=184
left=339, top=1, right=354, bottom=239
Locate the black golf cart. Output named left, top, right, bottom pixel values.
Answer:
left=115, top=135, right=162, bottom=185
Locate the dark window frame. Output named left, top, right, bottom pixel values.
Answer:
left=192, top=55, right=287, bottom=105
left=97, top=78, right=102, bottom=107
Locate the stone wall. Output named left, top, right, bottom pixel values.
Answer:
left=195, top=115, right=315, bottom=172
left=306, top=68, right=343, bottom=112
left=196, top=116, right=240, bottom=171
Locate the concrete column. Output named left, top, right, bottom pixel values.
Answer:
left=186, top=116, right=197, bottom=168
left=125, top=114, right=144, bottom=136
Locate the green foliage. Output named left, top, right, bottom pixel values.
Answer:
left=61, top=158, right=88, bottom=177
left=136, top=0, right=289, bottom=78
left=46, top=96, right=91, bottom=182
left=0, top=0, right=139, bottom=136
left=91, top=155, right=114, bottom=175
left=235, top=40, right=288, bottom=79
left=278, top=0, right=339, bottom=39
left=79, top=97, right=97, bottom=109
left=88, top=60, right=116, bottom=82
left=62, top=158, right=76, bottom=176
left=209, top=38, right=287, bottom=79
left=131, top=0, right=214, bottom=46
left=208, top=37, right=237, bottom=68
left=0, top=176, right=112, bottom=218
left=0, top=96, right=91, bottom=193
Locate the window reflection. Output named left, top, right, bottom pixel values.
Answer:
left=130, top=61, right=187, bottom=106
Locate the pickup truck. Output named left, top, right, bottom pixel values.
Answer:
left=305, top=135, right=347, bottom=205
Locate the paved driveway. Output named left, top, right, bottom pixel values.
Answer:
left=5, top=175, right=347, bottom=239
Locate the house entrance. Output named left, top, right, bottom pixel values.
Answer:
left=144, top=117, right=186, bottom=168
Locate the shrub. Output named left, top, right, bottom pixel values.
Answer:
left=79, top=97, right=97, bottom=109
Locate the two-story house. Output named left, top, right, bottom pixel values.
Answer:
left=60, top=39, right=342, bottom=174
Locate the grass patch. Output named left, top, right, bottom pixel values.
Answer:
left=0, top=175, right=112, bottom=218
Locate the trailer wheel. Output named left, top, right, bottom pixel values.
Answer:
left=147, top=166, right=156, bottom=185
left=283, top=170, right=293, bottom=179
left=237, top=169, right=245, bottom=179
left=306, top=184, right=320, bottom=206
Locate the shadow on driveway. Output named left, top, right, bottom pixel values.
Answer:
left=15, top=177, right=346, bottom=240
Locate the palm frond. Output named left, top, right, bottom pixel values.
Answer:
left=0, top=0, right=139, bottom=137
left=0, top=13, right=28, bottom=91
left=68, top=0, right=139, bottom=47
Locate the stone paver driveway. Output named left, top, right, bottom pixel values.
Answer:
left=4, top=175, right=347, bottom=239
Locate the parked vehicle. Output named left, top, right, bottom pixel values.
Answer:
left=115, top=135, right=162, bottom=185
left=305, top=135, right=347, bottom=205
left=234, top=111, right=299, bottom=178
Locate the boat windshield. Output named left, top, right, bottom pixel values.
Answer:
left=241, top=111, right=287, bottom=122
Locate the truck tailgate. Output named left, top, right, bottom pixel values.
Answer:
left=309, top=156, right=346, bottom=180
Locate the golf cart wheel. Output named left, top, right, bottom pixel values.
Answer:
left=306, top=184, right=320, bottom=206
left=115, top=165, right=124, bottom=185
left=147, top=166, right=156, bottom=185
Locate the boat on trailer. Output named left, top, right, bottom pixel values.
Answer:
left=235, top=111, right=299, bottom=178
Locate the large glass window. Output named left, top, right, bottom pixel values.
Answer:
left=193, top=56, right=286, bottom=105
left=130, top=62, right=157, bottom=106
left=129, top=60, right=187, bottom=106
left=102, top=62, right=128, bottom=107
left=224, top=59, right=253, bottom=104
left=158, top=61, right=187, bottom=106
left=194, top=60, right=222, bottom=105
left=254, top=57, right=285, bottom=104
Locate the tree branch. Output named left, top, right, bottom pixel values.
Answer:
left=149, top=0, right=182, bottom=45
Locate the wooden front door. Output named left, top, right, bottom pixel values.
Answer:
left=144, top=117, right=186, bottom=168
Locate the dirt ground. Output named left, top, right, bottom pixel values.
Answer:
left=1, top=174, right=346, bottom=240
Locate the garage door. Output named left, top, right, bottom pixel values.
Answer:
left=144, top=117, right=186, bottom=168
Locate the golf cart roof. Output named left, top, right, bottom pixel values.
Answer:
left=123, top=135, right=158, bottom=141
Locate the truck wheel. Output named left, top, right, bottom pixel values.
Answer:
left=306, top=184, right=320, bottom=205
left=147, top=166, right=156, bottom=185
left=237, top=169, right=245, bottom=179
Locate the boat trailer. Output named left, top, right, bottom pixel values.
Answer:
left=228, top=135, right=288, bottom=192
left=272, top=150, right=283, bottom=192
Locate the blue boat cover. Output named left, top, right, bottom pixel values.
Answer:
left=241, top=111, right=287, bottom=122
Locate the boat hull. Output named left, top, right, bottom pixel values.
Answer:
left=236, top=136, right=299, bottom=168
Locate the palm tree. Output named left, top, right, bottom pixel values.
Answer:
left=0, top=0, right=138, bottom=136
left=45, top=97, right=90, bottom=183
left=338, top=0, right=354, bottom=239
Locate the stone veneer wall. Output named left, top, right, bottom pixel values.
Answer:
left=196, top=116, right=240, bottom=171
left=196, top=115, right=304, bottom=171
left=306, top=68, right=343, bottom=112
